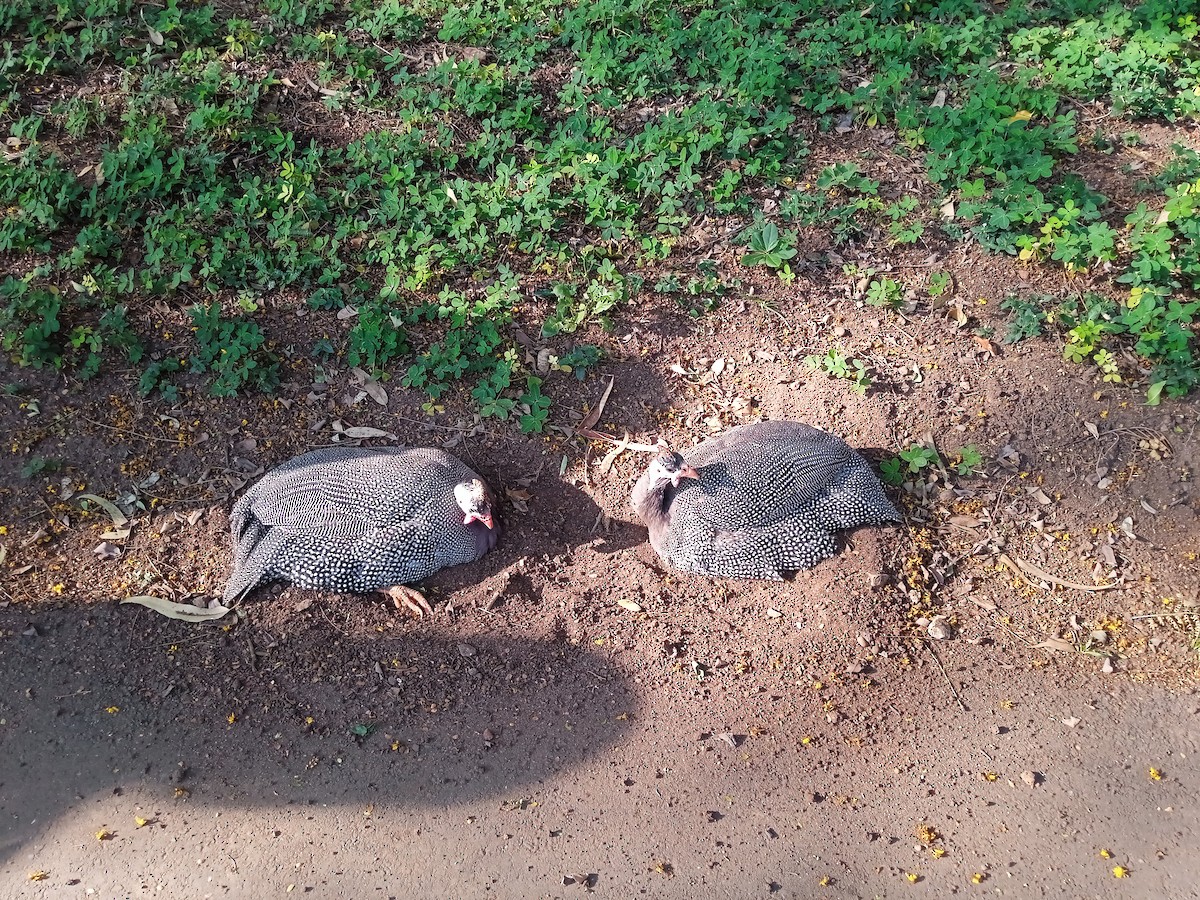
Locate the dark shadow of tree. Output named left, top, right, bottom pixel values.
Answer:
left=0, top=605, right=639, bottom=864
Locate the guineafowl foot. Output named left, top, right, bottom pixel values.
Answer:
left=381, top=585, right=433, bottom=618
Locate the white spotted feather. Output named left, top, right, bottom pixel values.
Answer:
left=631, top=422, right=899, bottom=579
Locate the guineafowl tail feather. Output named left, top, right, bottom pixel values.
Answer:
left=223, top=518, right=275, bottom=603
left=812, top=465, right=901, bottom=532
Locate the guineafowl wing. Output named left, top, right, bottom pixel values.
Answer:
left=683, top=426, right=856, bottom=529
left=236, top=447, right=459, bottom=533
left=686, top=520, right=840, bottom=579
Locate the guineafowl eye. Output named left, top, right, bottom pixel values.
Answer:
left=652, top=451, right=700, bottom=487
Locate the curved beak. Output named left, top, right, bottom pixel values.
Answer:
left=671, top=465, right=701, bottom=487
left=464, top=512, right=495, bottom=530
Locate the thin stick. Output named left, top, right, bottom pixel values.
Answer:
left=924, top=639, right=967, bottom=712
left=576, top=427, right=660, bottom=453
left=77, top=416, right=185, bottom=444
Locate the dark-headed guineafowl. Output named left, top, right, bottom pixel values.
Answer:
left=630, top=421, right=898, bottom=579
left=224, top=447, right=500, bottom=615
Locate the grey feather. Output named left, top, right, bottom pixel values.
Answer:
left=631, top=421, right=899, bottom=579
left=224, top=447, right=500, bottom=603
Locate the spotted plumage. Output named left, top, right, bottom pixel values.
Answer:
left=630, top=421, right=899, bottom=579
left=223, top=447, right=500, bottom=604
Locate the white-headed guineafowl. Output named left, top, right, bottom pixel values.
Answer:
left=631, top=421, right=898, bottom=579
left=224, top=447, right=500, bottom=615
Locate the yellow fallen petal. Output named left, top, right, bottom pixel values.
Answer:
left=1003, top=110, right=1033, bottom=124
left=1113, top=866, right=1130, bottom=878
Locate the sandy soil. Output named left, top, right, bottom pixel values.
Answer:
left=2, top=126, right=1199, bottom=899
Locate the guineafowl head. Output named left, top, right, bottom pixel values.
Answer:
left=646, top=451, right=701, bottom=489
left=454, top=479, right=496, bottom=529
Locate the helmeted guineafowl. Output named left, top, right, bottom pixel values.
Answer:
left=630, top=421, right=899, bottom=579
left=224, top=446, right=500, bottom=615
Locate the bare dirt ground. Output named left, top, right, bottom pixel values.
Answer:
left=3, top=131, right=1200, bottom=896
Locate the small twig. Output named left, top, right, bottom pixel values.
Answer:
left=77, top=415, right=185, bottom=444
left=576, top=427, right=660, bottom=453
left=923, top=638, right=967, bottom=712
left=998, top=552, right=1117, bottom=592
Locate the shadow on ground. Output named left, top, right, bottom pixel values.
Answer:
left=0, top=604, right=640, bottom=865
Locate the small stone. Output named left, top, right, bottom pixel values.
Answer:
left=927, top=618, right=953, bottom=641
left=456, top=643, right=477, bottom=658
left=1020, top=771, right=1040, bottom=787
left=870, top=573, right=891, bottom=589
left=1090, top=630, right=1108, bottom=644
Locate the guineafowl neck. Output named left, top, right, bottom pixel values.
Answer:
left=632, top=479, right=674, bottom=550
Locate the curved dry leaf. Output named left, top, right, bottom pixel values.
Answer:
left=578, top=375, right=615, bottom=432
left=120, top=596, right=232, bottom=621
left=948, top=515, right=983, bottom=529
left=77, top=494, right=129, bottom=528
left=363, top=381, right=388, bottom=406
left=1035, top=636, right=1075, bottom=653
left=341, top=426, right=397, bottom=440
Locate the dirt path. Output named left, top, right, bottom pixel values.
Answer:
left=1, top=603, right=1197, bottom=899
left=3, top=237, right=1199, bottom=899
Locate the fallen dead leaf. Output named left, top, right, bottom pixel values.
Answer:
left=1035, top=636, right=1076, bottom=653
left=120, top=596, right=232, bottom=622
left=77, top=494, right=129, bottom=528
left=972, top=335, right=997, bottom=356
left=578, top=374, right=615, bottom=432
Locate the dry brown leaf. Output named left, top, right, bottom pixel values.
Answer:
left=598, top=434, right=631, bottom=475
left=973, top=335, right=997, bottom=355
left=341, top=426, right=397, bottom=440
left=1000, top=553, right=1117, bottom=592
left=578, top=374, right=615, bottom=433
left=77, top=494, right=129, bottom=528
left=1035, top=637, right=1075, bottom=653
left=948, top=515, right=983, bottom=529
left=1025, top=486, right=1052, bottom=505
left=120, top=596, right=233, bottom=622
